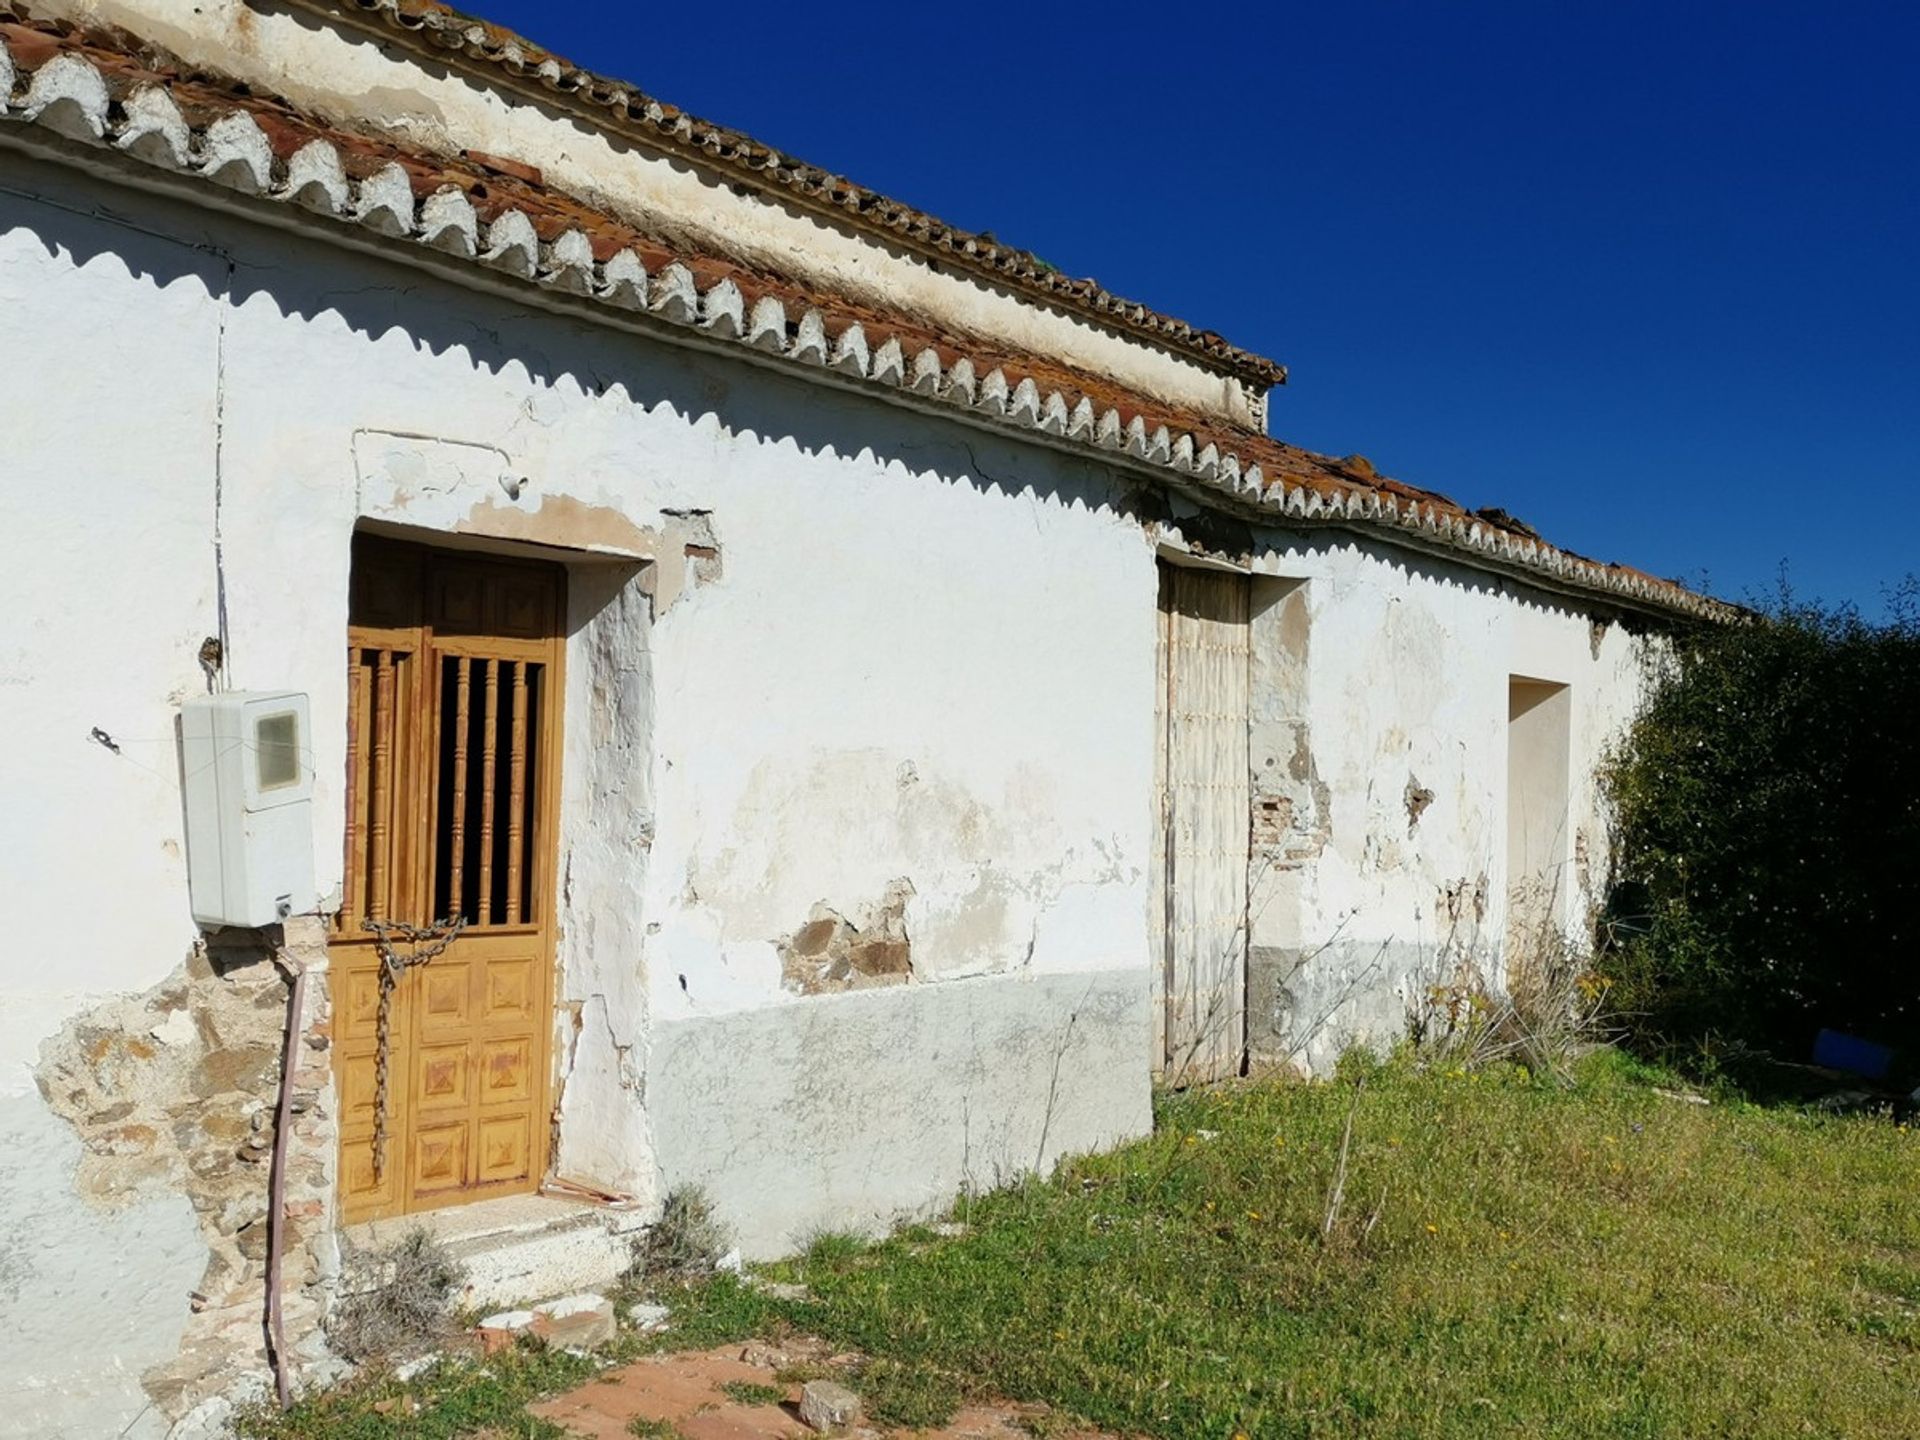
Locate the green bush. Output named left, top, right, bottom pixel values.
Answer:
left=1601, top=581, right=1920, bottom=1059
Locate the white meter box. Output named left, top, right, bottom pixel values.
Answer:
left=180, top=691, right=317, bottom=929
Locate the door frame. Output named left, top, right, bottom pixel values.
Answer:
left=332, top=533, right=568, bottom=1223
left=1151, top=557, right=1252, bottom=1086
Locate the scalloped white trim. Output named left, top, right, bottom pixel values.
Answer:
left=0, top=37, right=1724, bottom=619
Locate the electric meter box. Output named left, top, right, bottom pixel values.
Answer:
left=180, top=691, right=317, bottom=929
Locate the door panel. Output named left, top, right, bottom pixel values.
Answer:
left=1155, top=563, right=1251, bottom=1085
left=334, top=537, right=564, bottom=1224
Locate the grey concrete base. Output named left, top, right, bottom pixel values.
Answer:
left=647, top=967, right=1153, bottom=1257
left=1250, top=939, right=1445, bottom=1076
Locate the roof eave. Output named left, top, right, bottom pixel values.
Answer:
left=0, top=36, right=1730, bottom=624
left=281, top=0, right=1290, bottom=393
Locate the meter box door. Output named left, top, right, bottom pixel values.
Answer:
left=181, top=691, right=317, bottom=929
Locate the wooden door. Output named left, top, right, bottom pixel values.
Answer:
left=334, top=537, right=565, bottom=1223
left=1153, top=563, right=1251, bottom=1085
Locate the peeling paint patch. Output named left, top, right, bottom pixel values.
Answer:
left=779, top=878, right=915, bottom=994
left=643, top=509, right=723, bottom=615
left=1262, top=727, right=1332, bottom=867
left=1438, top=875, right=1491, bottom=929
left=354, top=430, right=721, bottom=614
left=1405, top=774, right=1435, bottom=832
left=457, top=490, right=660, bottom=556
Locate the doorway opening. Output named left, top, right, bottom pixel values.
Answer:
left=1506, top=677, right=1571, bottom=959
left=1152, top=561, right=1251, bottom=1084
left=333, top=535, right=566, bottom=1223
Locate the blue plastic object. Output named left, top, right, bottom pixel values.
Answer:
left=1812, top=1028, right=1895, bottom=1079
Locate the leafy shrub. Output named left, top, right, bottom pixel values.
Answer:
left=1601, top=581, right=1920, bottom=1057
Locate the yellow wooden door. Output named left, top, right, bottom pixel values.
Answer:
left=334, top=537, right=565, bottom=1223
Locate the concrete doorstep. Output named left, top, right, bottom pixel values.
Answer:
left=343, top=1192, right=647, bottom=1309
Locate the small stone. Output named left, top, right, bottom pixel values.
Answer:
left=715, top=1247, right=744, bottom=1274
left=475, top=1308, right=537, bottom=1355
left=150, top=1009, right=198, bottom=1047
left=478, top=1308, right=538, bottom=1330
left=625, top=1301, right=671, bottom=1331
left=532, top=1292, right=617, bottom=1350
left=312, top=1232, right=342, bottom=1283
left=799, top=1379, right=861, bottom=1432
left=744, top=1276, right=810, bottom=1302
left=930, top=1221, right=968, bottom=1239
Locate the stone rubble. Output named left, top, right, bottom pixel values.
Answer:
left=799, top=1378, right=862, bottom=1432
left=625, top=1300, right=672, bottom=1331
left=533, top=1292, right=618, bottom=1351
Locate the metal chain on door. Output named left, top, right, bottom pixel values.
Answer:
left=364, top=915, right=467, bottom=1179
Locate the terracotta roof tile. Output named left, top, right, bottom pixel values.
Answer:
left=288, top=0, right=1289, bottom=391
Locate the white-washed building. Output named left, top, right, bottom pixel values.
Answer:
left=0, top=2, right=1723, bottom=1434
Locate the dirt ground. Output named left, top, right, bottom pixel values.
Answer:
left=528, top=1334, right=1116, bottom=1440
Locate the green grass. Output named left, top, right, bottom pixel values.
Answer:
left=240, top=1051, right=1918, bottom=1440
left=680, top=1049, right=1920, bottom=1439
left=718, top=1379, right=786, bottom=1407
left=855, top=1355, right=967, bottom=1429
left=234, top=1341, right=608, bottom=1439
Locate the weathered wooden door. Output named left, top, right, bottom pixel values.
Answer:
left=334, top=537, right=565, bottom=1223
left=1153, top=562, right=1251, bottom=1084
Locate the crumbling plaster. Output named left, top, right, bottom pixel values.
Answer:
left=1153, top=523, right=1656, bottom=1073
left=26, top=923, right=341, bottom=1435
left=0, top=1088, right=200, bottom=1440
left=0, top=177, right=242, bottom=1440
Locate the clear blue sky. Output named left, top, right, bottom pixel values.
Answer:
left=476, top=1, right=1916, bottom=614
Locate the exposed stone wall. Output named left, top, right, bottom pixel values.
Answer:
left=778, top=878, right=916, bottom=995
left=34, top=917, right=341, bottom=1432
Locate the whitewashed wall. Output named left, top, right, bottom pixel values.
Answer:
left=0, top=172, right=222, bottom=1440
left=1229, top=533, right=1656, bottom=1072
left=0, top=153, right=1158, bottom=1435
